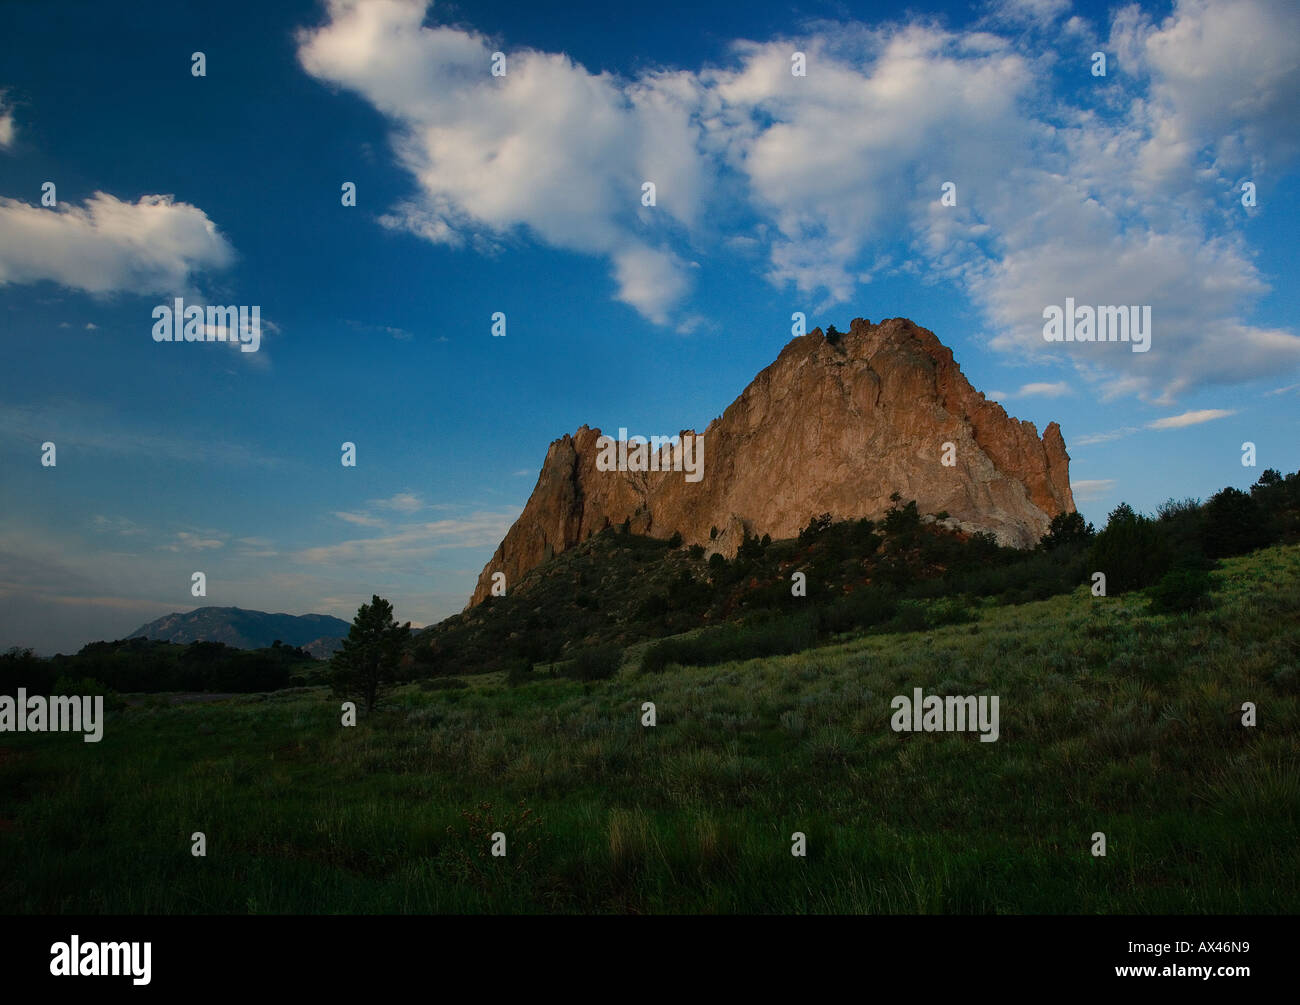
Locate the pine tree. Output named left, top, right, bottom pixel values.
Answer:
left=329, top=595, right=410, bottom=714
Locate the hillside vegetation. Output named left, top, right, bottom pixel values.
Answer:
left=1, top=543, right=1296, bottom=913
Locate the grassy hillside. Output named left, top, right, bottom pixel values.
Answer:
left=2, top=544, right=1296, bottom=913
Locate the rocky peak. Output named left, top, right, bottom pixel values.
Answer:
left=467, top=317, right=1075, bottom=608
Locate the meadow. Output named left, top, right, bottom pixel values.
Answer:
left=1, top=544, right=1297, bottom=914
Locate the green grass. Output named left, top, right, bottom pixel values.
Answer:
left=2, top=545, right=1297, bottom=914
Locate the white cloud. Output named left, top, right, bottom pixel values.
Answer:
left=295, top=0, right=1300, bottom=398
left=1017, top=381, right=1072, bottom=397
left=297, top=0, right=709, bottom=325
left=0, top=92, right=14, bottom=150
left=373, top=491, right=424, bottom=513
left=1074, top=427, right=1140, bottom=446
left=334, top=511, right=385, bottom=527
left=1071, top=478, right=1117, bottom=501
left=297, top=509, right=521, bottom=568
left=0, top=192, right=234, bottom=296
left=1147, top=408, right=1236, bottom=430
left=163, top=531, right=226, bottom=552
left=91, top=515, right=145, bottom=537
left=1112, top=0, right=1300, bottom=173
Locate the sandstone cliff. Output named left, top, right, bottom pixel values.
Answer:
left=469, top=317, right=1075, bottom=607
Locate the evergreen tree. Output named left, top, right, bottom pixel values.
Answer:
left=329, top=595, right=410, bottom=713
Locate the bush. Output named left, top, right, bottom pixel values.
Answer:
left=889, top=600, right=930, bottom=633
left=640, top=614, right=818, bottom=673
left=799, top=512, right=833, bottom=543
left=1202, top=486, right=1270, bottom=558
left=567, top=644, right=623, bottom=681
left=504, top=658, right=533, bottom=687
left=1089, top=503, right=1172, bottom=593
left=51, top=674, right=126, bottom=711
left=667, top=530, right=683, bottom=548
left=1147, top=566, right=1214, bottom=614
left=819, top=586, right=897, bottom=635
left=884, top=499, right=921, bottom=536
left=1040, top=511, right=1095, bottom=550
left=0, top=647, right=55, bottom=693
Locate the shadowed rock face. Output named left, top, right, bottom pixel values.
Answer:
left=469, top=317, right=1075, bottom=608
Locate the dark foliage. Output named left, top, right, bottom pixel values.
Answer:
left=1089, top=503, right=1173, bottom=594
left=1202, top=486, right=1270, bottom=559
left=1, top=638, right=310, bottom=694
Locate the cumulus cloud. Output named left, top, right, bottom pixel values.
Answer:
left=0, top=192, right=235, bottom=296
left=296, top=0, right=1300, bottom=399
left=297, top=0, right=708, bottom=325
left=987, top=0, right=1071, bottom=27
left=1112, top=0, right=1300, bottom=174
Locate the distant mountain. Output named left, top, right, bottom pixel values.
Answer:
left=129, top=607, right=350, bottom=652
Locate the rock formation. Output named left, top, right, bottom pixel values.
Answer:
left=468, top=317, right=1075, bottom=607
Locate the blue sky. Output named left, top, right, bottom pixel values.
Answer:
left=1, top=0, right=1297, bottom=653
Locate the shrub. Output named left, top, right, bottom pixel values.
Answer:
left=1040, top=511, right=1095, bottom=550
left=51, top=675, right=126, bottom=711
left=884, top=499, right=921, bottom=536
left=504, top=658, right=533, bottom=687
left=567, top=644, right=623, bottom=681
left=640, top=614, right=818, bottom=673
left=799, top=512, right=833, bottom=542
left=1148, top=566, right=1213, bottom=615
left=819, top=585, right=897, bottom=635
left=1202, top=486, right=1270, bottom=558
left=0, top=647, right=55, bottom=693
left=1089, top=503, right=1172, bottom=593
left=889, top=600, right=929, bottom=633
left=667, top=530, right=683, bottom=548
